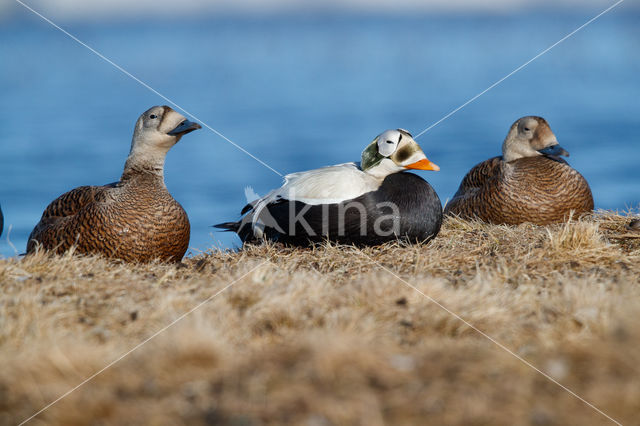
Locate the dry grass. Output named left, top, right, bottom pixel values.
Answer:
left=1, top=211, right=640, bottom=426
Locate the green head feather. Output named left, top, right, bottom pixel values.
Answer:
left=361, top=138, right=384, bottom=171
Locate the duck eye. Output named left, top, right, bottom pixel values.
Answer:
left=149, top=114, right=158, bottom=119
left=524, top=127, right=531, bottom=132
left=386, top=140, right=394, bottom=144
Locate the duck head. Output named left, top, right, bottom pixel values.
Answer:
left=361, top=129, right=439, bottom=178
left=125, top=106, right=201, bottom=175
left=502, top=116, right=569, bottom=162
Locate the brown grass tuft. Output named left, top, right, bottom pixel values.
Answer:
left=1, top=212, right=640, bottom=425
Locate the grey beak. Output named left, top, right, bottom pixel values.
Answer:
left=168, top=119, right=202, bottom=136
left=538, top=144, right=569, bottom=157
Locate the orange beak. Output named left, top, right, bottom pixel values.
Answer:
left=405, top=158, right=440, bottom=171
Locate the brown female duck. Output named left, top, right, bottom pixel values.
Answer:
left=444, top=116, right=593, bottom=225
left=27, top=106, right=201, bottom=262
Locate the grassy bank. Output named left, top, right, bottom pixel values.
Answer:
left=1, top=212, right=639, bottom=425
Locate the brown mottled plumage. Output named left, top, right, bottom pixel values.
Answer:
left=27, top=106, right=201, bottom=262
left=445, top=116, right=594, bottom=225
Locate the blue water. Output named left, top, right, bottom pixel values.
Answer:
left=1, top=11, right=638, bottom=257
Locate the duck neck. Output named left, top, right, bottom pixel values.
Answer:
left=363, top=158, right=403, bottom=181
left=121, top=151, right=166, bottom=183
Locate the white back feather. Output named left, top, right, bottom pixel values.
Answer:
left=250, top=162, right=383, bottom=232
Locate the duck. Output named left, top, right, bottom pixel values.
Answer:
left=216, top=129, right=443, bottom=246
left=27, top=106, right=201, bottom=262
left=444, top=116, right=594, bottom=225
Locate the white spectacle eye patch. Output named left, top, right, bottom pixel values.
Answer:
left=376, top=130, right=401, bottom=157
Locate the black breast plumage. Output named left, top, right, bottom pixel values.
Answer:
left=218, top=172, right=442, bottom=246
left=444, top=155, right=594, bottom=225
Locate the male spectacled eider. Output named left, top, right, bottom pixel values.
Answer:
left=27, top=106, right=201, bottom=263
left=216, top=129, right=443, bottom=246
left=444, top=116, right=594, bottom=225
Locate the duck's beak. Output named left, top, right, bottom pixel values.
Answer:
left=168, top=119, right=202, bottom=136
left=405, top=158, right=440, bottom=171
left=538, top=143, right=569, bottom=157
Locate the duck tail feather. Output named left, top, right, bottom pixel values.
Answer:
left=213, top=221, right=241, bottom=232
